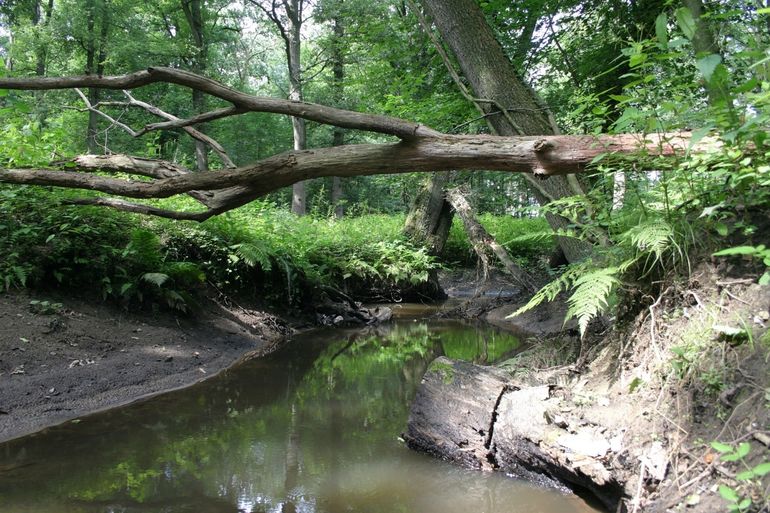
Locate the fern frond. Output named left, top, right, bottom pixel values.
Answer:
left=127, top=229, right=162, bottom=269
left=622, top=220, right=674, bottom=260
left=507, top=263, right=585, bottom=319
left=234, top=242, right=273, bottom=271
left=566, top=267, right=619, bottom=336
left=141, top=272, right=169, bottom=287
left=164, top=261, right=205, bottom=285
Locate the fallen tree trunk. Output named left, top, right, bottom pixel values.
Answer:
left=446, top=186, right=537, bottom=292
left=404, top=357, right=632, bottom=511
left=0, top=68, right=719, bottom=221
left=0, top=133, right=715, bottom=221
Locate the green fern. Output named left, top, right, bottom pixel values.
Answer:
left=163, top=261, right=205, bottom=286
left=141, top=272, right=169, bottom=287
left=126, top=229, right=162, bottom=269
left=509, top=263, right=586, bottom=318
left=622, top=220, right=674, bottom=260
left=233, top=242, right=273, bottom=271
left=566, top=267, right=619, bottom=336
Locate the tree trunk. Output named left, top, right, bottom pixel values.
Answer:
left=681, top=0, right=730, bottom=108
left=181, top=0, right=209, bottom=171
left=403, top=172, right=454, bottom=255
left=32, top=0, right=54, bottom=77
left=420, top=0, right=593, bottom=263
left=85, top=0, right=108, bottom=154
left=330, top=13, right=345, bottom=219
left=285, top=1, right=308, bottom=215
left=446, top=186, right=536, bottom=292
left=404, top=357, right=628, bottom=511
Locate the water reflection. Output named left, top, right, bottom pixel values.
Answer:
left=0, top=319, right=598, bottom=513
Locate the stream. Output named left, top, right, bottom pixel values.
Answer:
left=0, top=308, right=599, bottom=513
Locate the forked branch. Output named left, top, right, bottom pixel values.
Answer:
left=0, top=69, right=717, bottom=221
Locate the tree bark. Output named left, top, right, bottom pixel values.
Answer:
left=446, top=186, right=536, bottom=292
left=420, top=0, right=593, bottom=263
left=403, top=172, right=454, bottom=255
left=0, top=132, right=711, bottom=221
left=181, top=0, right=209, bottom=171
left=404, top=357, right=628, bottom=511
left=330, top=13, right=345, bottom=219
left=0, top=68, right=714, bottom=221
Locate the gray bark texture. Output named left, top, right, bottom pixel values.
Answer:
left=181, top=0, right=210, bottom=171
left=420, top=0, right=593, bottom=263
left=404, top=357, right=628, bottom=511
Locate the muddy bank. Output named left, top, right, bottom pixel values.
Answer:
left=0, top=291, right=290, bottom=443
left=411, top=265, right=770, bottom=513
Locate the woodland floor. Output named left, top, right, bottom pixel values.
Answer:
left=0, top=291, right=290, bottom=444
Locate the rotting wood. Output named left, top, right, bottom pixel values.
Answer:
left=405, top=357, right=634, bottom=511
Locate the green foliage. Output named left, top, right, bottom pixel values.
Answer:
left=711, top=441, right=770, bottom=512
left=444, top=215, right=554, bottom=268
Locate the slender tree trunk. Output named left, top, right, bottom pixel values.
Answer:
left=330, top=13, right=345, bottom=219
left=182, top=0, right=209, bottom=171
left=446, top=186, right=536, bottom=291
left=32, top=0, right=48, bottom=76
left=85, top=0, right=108, bottom=154
left=420, top=0, right=593, bottom=263
left=283, top=1, right=308, bottom=215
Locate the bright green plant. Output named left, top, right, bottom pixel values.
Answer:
left=711, top=441, right=770, bottom=513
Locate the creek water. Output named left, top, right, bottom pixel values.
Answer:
left=0, top=312, right=599, bottom=513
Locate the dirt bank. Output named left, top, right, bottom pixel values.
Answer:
left=0, top=291, right=290, bottom=444
left=416, top=264, right=770, bottom=513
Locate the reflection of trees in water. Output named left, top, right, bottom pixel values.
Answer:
left=0, top=320, right=524, bottom=513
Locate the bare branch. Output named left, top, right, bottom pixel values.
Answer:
left=136, top=106, right=243, bottom=135
left=74, top=88, right=139, bottom=137
left=0, top=67, right=439, bottom=140
left=121, top=91, right=237, bottom=168
left=64, top=197, right=215, bottom=221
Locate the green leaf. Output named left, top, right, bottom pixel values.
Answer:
left=737, top=498, right=752, bottom=510
left=713, top=246, right=758, bottom=256
left=715, top=222, right=729, bottom=237
left=710, top=441, right=733, bottom=453
left=628, top=377, right=643, bottom=393
left=718, top=485, right=739, bottom=503
left=655, top=13, right=668, bottom=47
left=675, top=7, right=696, bottom=39
left=751, top=462, right=770, bottom=477
left=759, top=271, right=770, bottom=286
left=757, top=7, right=770, bottom=13
left=630, top=53, right=648, bottom=67
left=736, top=469, right=755, bottom=481
left=696, top=54, right=722, bottom=83
left=735, top=442, right=750, bottom=459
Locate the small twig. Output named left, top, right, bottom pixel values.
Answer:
left=716, top=278, right=754, bottom=286
left=74, top=88, right=139, bottom=137
left=722, top=289, right=750, bottom=305
left=630, top=462, right=646, bottom=513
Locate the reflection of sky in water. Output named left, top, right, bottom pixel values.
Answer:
left=0, top=319, right=599, bottom=513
